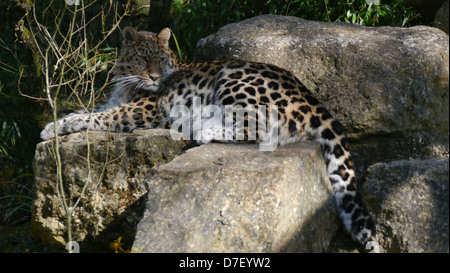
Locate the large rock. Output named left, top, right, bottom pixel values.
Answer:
left=132, top=141, right=339, bottom=253
left=195, top=15, right=449, bottom=168
left=31, top=129, right=188, bottom=251
left=362, top=158, right=449, bottom=253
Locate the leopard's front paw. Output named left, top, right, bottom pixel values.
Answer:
left=40, top=121, right=56, bottom=140
left=40, top=114, right=88, bottom=140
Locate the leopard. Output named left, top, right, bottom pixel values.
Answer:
left=40, top=26, right=375, bottom=245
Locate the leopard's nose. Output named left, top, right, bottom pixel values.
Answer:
left=148, top=74, right=160, bottom=81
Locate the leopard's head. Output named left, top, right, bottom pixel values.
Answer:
left=112, top=27, right=182, bottom=92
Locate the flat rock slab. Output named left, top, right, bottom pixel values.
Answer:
left=31, top=129, right=188, bottom=250
left=132, top=141, right=339, bottom=253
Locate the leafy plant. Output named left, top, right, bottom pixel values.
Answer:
left=0, top=78, right=40, bottom=224
left=0, top=173, right=34, bottom=226
left=170, top=0, right=430, bottom=62
left=15, top=0, right=132, bottom=252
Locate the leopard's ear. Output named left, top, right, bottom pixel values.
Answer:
left=157, top=28, right=171, bottom=49
left=122, top=26, right=139, bottom=47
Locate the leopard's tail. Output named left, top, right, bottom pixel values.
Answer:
left=312, top=119, right=375, bottom=244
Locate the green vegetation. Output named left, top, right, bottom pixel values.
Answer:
left=171, top=0, right=429, bottom=61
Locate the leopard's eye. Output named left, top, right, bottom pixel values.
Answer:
left=137, top=55, right=147, bottom=63
left=146, top=55, right=154, bottom=64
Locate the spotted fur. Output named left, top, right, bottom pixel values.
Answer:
left=41, top=27, right=375, bottom=245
